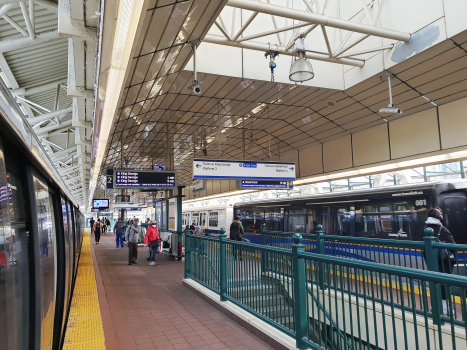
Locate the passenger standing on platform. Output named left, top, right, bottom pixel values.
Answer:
left=125, top=218, right=141, bottom=265
left=144, top=222, right=160, bottom=266
left=106, top=218, right=111, bottom=233
left=102, top=218, right=107, bottom=234
left=93, top=219, right=103, bottom=244
left=230, top=216, right=244, bottom=260
left=114, top=218, right=125, bottom=248
left=89, top=217, right=95, bottom=233
left=423, top=207, right=456, bottom=315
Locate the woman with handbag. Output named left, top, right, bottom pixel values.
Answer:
left=423, top=207, right=456, bottom=315
left=144, top=222, right=161, bottom=266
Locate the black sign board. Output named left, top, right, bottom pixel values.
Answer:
left=238, top=180, right=292, bottom=189
left=107, top=170, right=177, bottom=189
left=115, top=195, right=130, bottom=202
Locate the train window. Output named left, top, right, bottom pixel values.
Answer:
left=289, top=208, right=307, bottom=214
left=307, top=209, right=317, bottom=233
left=191, top=213, right=199, bottom=226
left=0, top=159, right=30, bottom=349
left=321, top=206, right=331, bottom=233
left=360, top=213, right=411, bottom=239
left=32, top=176, right=56, bottom=349
left=336, top=207, right=350, bottom=236
left=209, top=212, right=218, bottom=227
left=264, top=207, right=282, bottom=231
left=379, top=206, right=391, bottom=212
left=394, top=203, right=410, bottom=212
left=239, top=207, right=263, bottom=231
left=444, top=197, right=467, bottom=244
left=288, top=215, right=306, bottom=233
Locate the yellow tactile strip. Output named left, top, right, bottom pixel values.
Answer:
left=63, top=233, right=106, bottom=350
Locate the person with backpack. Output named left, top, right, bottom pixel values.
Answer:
left=93, top=219, right=103, bottom=244
left=106, top=218, right=111, bottom=231
left=114, top=218, right=125, bottom=248
left=423, top=207, right=456, bottom=315
left=230, top=216, right=244, bottom=260
left=125, top=218, right=141, bottom=265
left=144, top=221, right=161, bottom=266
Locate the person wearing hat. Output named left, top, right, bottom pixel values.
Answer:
left=125, top=218, right=141, bottom=265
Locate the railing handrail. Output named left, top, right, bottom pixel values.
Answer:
left=185, top=229, right=467, bottom=350
left=263, top=228, right=467, bottom=251
left=189, top=232, right=467, bottom=287
left=297, top=250, right=467, bottom=288
left=264, top=230, right=316, bottom=238
left=191, top=234, right=294, bottom=255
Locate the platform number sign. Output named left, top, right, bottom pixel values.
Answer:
left=156, top=191, right=165, bottom=199
left=106, top=169, right=114, bottom=189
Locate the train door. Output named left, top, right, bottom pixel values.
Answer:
left=0, top=139, right=30, bottom=350
left=440, top=193, right=467, bottom=244
left=27, top=168, right=58, bottom=350
left=320, top=206, right=332, bottom=233
left=59, top=197, right=72, bottom=342
left=335, top=206, right=351, bottom=236
left=200, top=211, right=207, bottom=229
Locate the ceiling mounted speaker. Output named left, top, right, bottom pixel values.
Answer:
left=325, top=100, right=337, bottom=108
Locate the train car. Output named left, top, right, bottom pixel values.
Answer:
left=183, top=180, right=467, bottom=248
left=0, top=79, right=85, bottom=350
left=234, top=181, right=467, bottom=245
left=182, top=203, right=233, bottom=236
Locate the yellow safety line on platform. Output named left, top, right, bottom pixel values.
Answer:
left=63, top=232, right=106, bottom=350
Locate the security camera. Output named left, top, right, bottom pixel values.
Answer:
left=379, top=106, right=403, bottom=114
left=189, top=79, right=203, bottom=95
left=193, top=84, right=202, bottom=95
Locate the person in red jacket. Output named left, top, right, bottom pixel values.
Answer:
left=144, top=222, right=160, bottom=266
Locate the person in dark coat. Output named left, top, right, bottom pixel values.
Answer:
left=423, top=207, right=456, bottom=315
left=89, top=218, right=95, bottom=233
left=230, top=217, right=244, bottom=260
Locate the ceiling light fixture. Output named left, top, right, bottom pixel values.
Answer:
left=289, top=36, right=314, bottom=83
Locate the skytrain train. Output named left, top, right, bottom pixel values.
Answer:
left=182, top=180, right=467, bottom=246
left=0, top=80, right=84, bottom=350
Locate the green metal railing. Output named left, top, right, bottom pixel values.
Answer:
left=263, top=227, right=467, bottom=278
left=185, top=229, right=467, bottom=350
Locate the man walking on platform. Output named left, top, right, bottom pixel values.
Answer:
left=230, top=216, right=244, bottom=260
left=125, top=218, right=141, bottom=265
left=114, top=218, right=125, bottom=248
left=89, top=217, right=95, bottom=234
left=93, top=219, right=103, bottom=244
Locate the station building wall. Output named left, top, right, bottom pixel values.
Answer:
left=183, top=97, right=467, bottom=200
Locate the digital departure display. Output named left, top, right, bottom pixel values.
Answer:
left=93, top=199, right=109, bottom=208
left=114, top=170, right=176, bottom=188
left=240, top=180, right=290, bottom=189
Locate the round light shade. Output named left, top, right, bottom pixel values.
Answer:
left=289, top=58, right=314, bottom=82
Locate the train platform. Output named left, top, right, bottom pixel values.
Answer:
left=65, top=231, right=272, bottom=350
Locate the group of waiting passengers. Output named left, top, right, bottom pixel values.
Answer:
left=89, top=216, right=162, bottom=267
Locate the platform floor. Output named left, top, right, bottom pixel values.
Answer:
left=88, top=232, right=272, bottom=350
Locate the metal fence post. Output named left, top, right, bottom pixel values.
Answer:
left=292, top=233, right=308, bottom=349
left=184, top=230, right=190, bottom=279
left=423, top=227, right=442, bottom=324
left=220, top=234, right=227, bottom=301
left=316, top=224, right=325, bottom=290
left=261, top=226, right=267, bottom=272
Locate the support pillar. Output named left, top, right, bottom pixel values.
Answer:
left=176, top=185, right=185, bottom=261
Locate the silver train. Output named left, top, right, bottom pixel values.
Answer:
left=0, top=79, right=85, bottom=350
